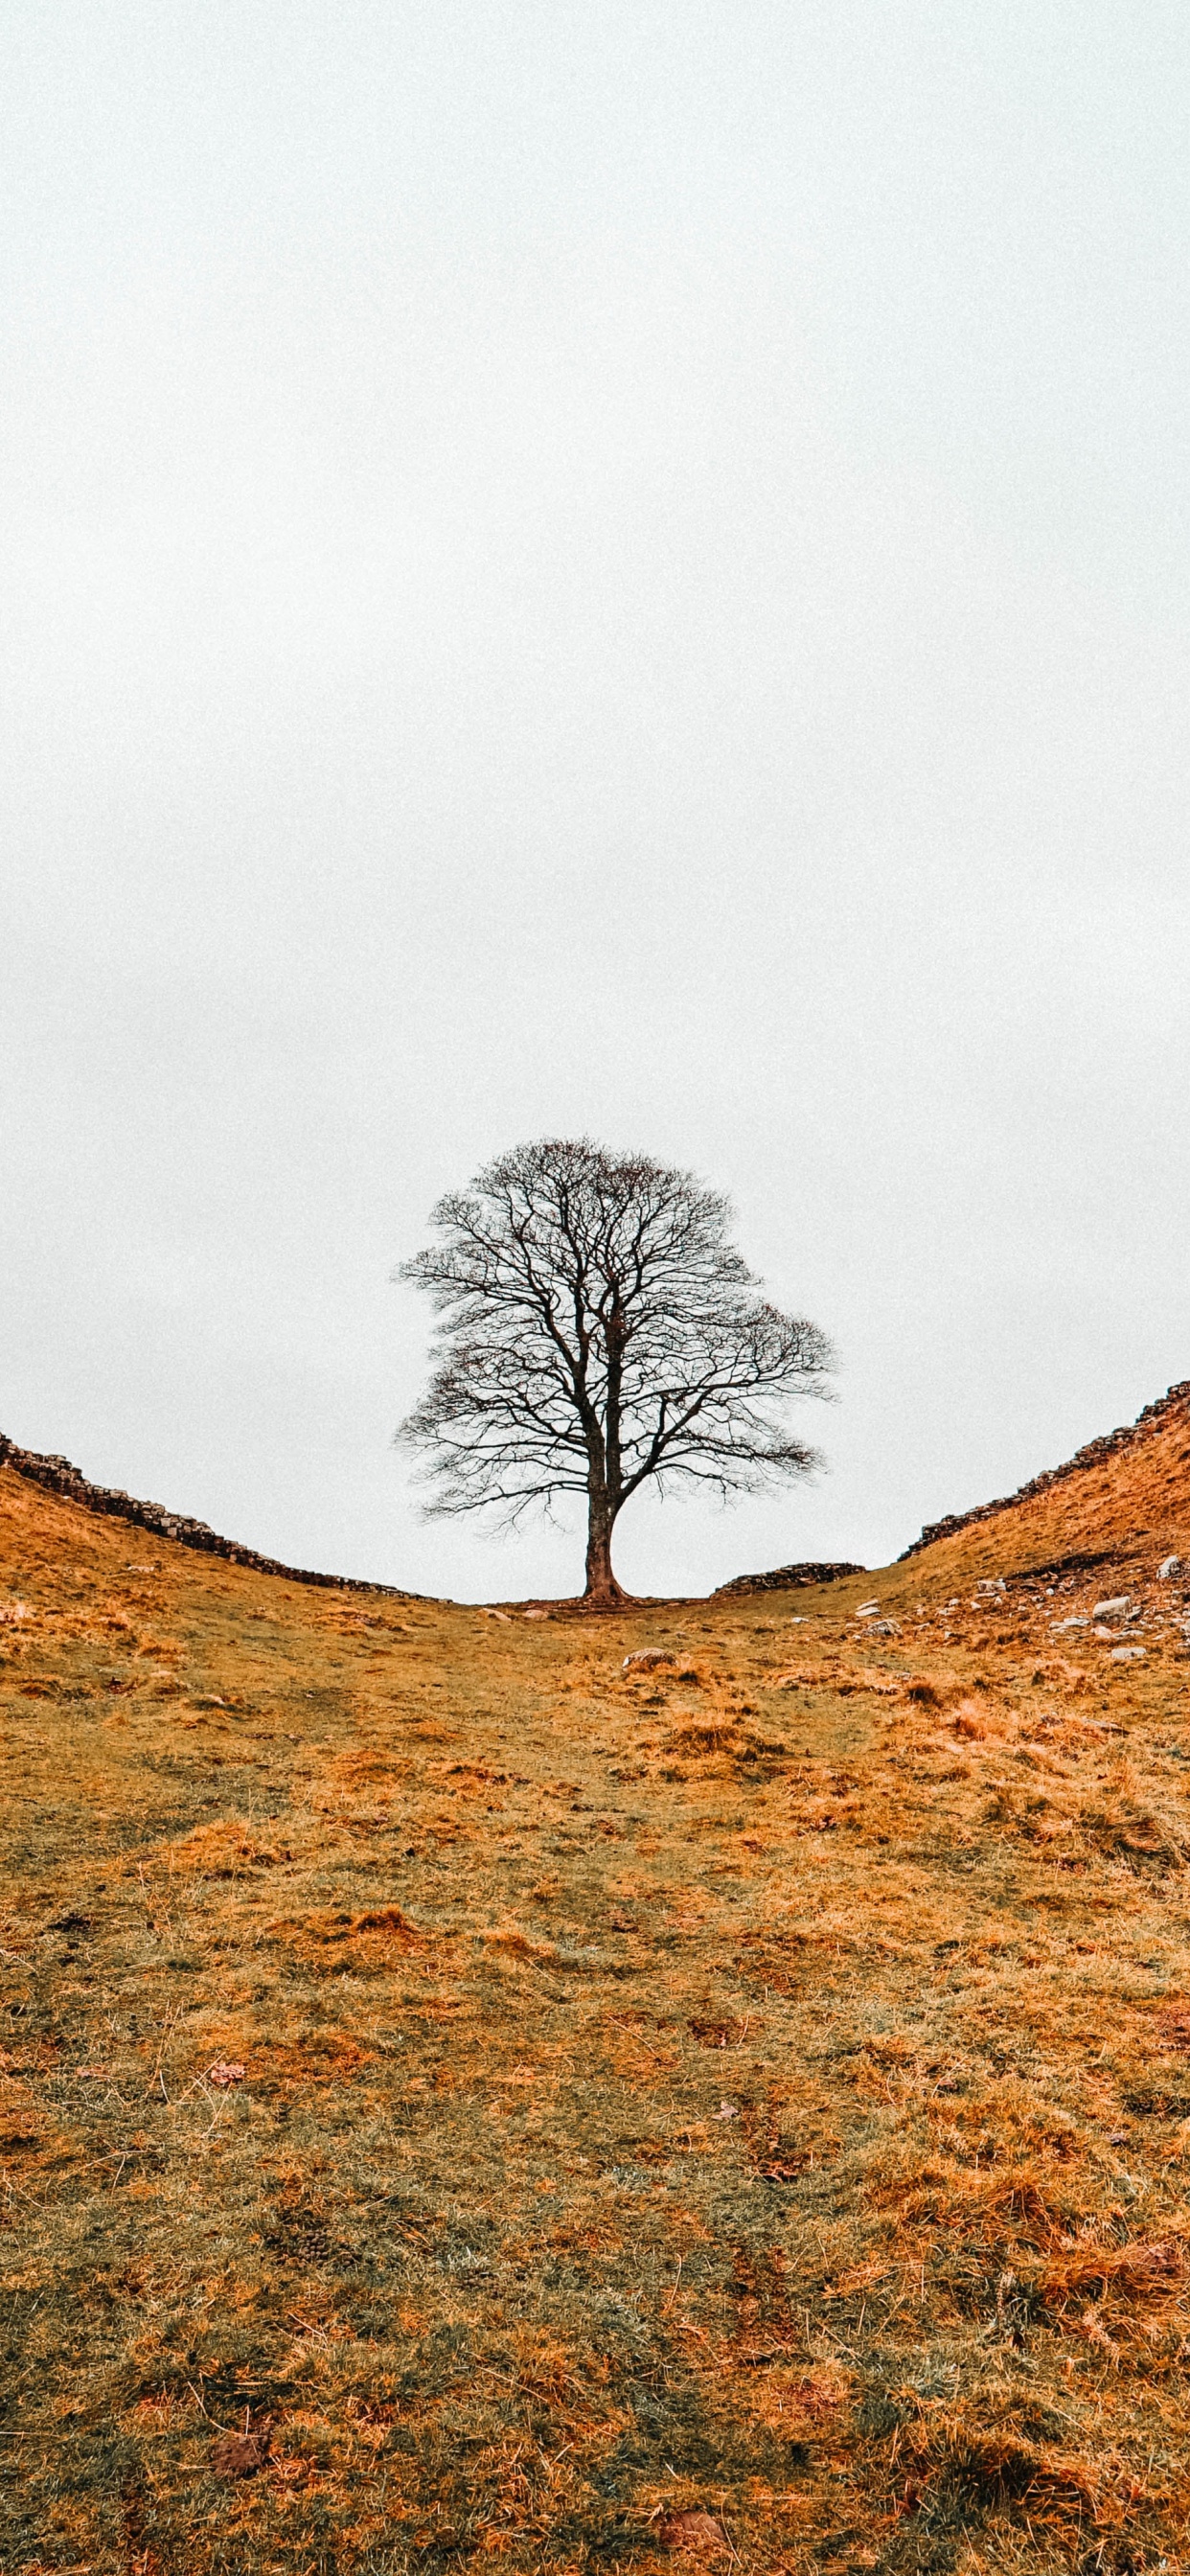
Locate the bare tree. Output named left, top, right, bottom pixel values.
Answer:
left=397, top=1138, right=835, bottom=1605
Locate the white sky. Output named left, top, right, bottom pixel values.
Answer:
left=3, top=3, right=1188, bottom=1599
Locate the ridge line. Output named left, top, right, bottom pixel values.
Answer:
left=0, top=1434, right=429, bottom=1599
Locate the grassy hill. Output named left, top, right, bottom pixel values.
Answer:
left=900, top=1377, right=1190, bottom=1577
left=3, top=1404, right=1190, bottom=2575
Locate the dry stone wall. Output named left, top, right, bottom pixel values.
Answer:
left=715, top=1559, right=865, bottom=1597
left=900, top=1380, right=1190, bottom=1560
left=0, top=1434, right=426, bottom=1599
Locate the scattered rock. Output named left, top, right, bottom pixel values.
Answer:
left=1092, top=1596, right=1131, bottom=1620
left=622, top=1650, right=675, bottom=1675
left=1110, top=1646, right=1146, bottom=1664
left=656, top=2510, right=732, bottom=2558
left=1158, top=1555, right=1182, bottom=1579
left=855, top=1600, right=881, bottom=1617
left=1051, top=1617, right=1088, bottom=1631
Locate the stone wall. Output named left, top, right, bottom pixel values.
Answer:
left=715, top=1559, right=865, bottom=1598
left=899, top=1380, right=1190, bottom=1560
left=0, top=1434, right=427, bottom=1599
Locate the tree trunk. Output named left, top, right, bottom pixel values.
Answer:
left=584, top=1490, right=625, bottom=1604
left=583, top=1299, right=628, bottom=1604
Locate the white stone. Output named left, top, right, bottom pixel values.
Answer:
left=1092, top=1596, right=1131, bottom=1620
left=1158, top=1555, right=1181, bottom=1579
left=1110, top=1645, right=1146, bottom=1662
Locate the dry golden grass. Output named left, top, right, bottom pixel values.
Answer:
left=3, top=1449, right=1190, bottom=2573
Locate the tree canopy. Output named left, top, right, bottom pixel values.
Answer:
left=398, top=1137, right=835, bottom=1602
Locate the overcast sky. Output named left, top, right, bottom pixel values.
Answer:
left=3, top=3, right=1188, bottom=1600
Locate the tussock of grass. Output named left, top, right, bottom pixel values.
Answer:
left=4, top=1469, right=1190, bottom=2570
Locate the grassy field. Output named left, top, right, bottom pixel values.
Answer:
left=3, top=1455, right=1190, bottom=2574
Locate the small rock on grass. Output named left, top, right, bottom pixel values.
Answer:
left=1110, top=1645, right=1146, bottom=1663
left=212, top=2425, right=269, bottom=2477
left=656, top=2510, right=732, bottom=2558
left=207, top=2059, right=245, bottom=2087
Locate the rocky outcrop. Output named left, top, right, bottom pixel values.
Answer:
left=715, top=1559, right=865, bottom=1598
left=0, top=1434, right=426, bottom=1598
left=900, top=1380, right=1190, bottom=1560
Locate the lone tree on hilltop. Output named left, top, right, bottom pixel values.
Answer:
left=397, top=1138, right=835, bottom=1606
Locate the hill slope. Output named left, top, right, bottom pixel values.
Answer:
left=903, top=1377, right=1190, bottom=1576
left=3, top=1433, right=1190, bottom=2572
left=0, top=1428, right=425, bottom=1596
